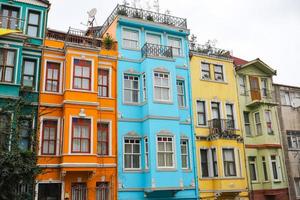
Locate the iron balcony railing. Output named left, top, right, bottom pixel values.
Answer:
left=99, top=4, right=187, bottom=36
left=208, top=119, right=236, bottom=136
left=244, top=89, right=277, bottom=106
left=141, top=43, right=173, bottom=59
left=0, top=15, right=24, bottom=32
left=190, top=43, right=231, bottom=59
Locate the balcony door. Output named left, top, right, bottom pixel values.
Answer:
left=249, top=76, right=261, bottom=101
left=1, top=5, right=20, bottom=30
left=211, top=102, right=221, bottom=130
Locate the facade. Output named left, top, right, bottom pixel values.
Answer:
left=273, top=84, right=300, bottom=199
left=36, top=29, right=118, bottom=199
left=190, top=45, right=249, bottom=199
left=98, top=5, right=198, bottom=200
left=234, top=58, right=289, bottom=200
left=0, top=0, right=49, bottom=196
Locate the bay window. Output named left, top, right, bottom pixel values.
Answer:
left=265, top=110, right=273, bottom=134
left=243, top=111, right=251, bottom=136
left=180, top=139, right=189, bottom=169
left=154, top=72, right=170, bottom=102
left=124, top=74, right=139, bottom=103
left=73, top=59, right=91, bottom=90
left=261, top=78, right=268, bottom=97
left=248, top=156, right=257, bottom=181
left=254, top=112, right=262, bottom=135
left=239, top=75, right=246, bottom=95
left=71, top=118, right=90, bottom=153
left=200, top=149, right=209, bottom=177
left=176, top=80, right=185, bottom=107
left=144, top=137, right=149, bottom=169
left=124, top=138, right=141, bottom=169
left=45, top=62, right=60, bottom=92
left=226, top=103, right=235, bottom=129
left=262, top=156, right=269, bottom=181
left=157, top=136, right=174, bottom=168
left=0, top=48, right=16, bottom=83
left=271, top=155, right=280, bottom=181
left=41, top=120, right=57, bottom=155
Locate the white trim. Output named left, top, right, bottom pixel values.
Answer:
left=43, top=59, right=64, bottom=94
left=224, top=102, right=239, bottom=129
left=43, top=54, right=65, bottom=60
left=209, top=100, right=223, bottom=120
left=195, top=99, right=208, bottom=126
left=145, top=30, right=163, bottom=45
left=121, top=26, right=141, bottom=50
left=156, top=134, right=176, bottom=170
left=122, top=72, right=140, bottom=104
left=166, top=34, right=184, bottom=57
left=66, top=50, right=98, bottom=57
left=24, top=8, right=43, bottom=38
left=221, top=147, right=239, bottom=178
left=123, top=136, right=142, bottom=171
left=97, top=119, right=112, bottom=156
left=152, top=70, right=172, bottom=103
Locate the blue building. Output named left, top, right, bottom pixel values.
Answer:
left=98, top=5, right=198, bottom=199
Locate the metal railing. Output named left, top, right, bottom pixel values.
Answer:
left=141, top=43, right=173, bottom=58
left=190, top=43, right=231, bottom=59
left=99, top=4, right=187, bottom=36
left=0, top=15, right=24, bottom=31
left=208, top=119, right=236, bottom=136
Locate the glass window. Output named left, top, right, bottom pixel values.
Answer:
left=226, top=104, right=235, bottom=129
left=124, top=74, right=139, bottom=103
left=1, top=5, right=20, bottom=30
left=124, top=138, right=141, bottom=169
left=261, top=78, right=268, bottom=97
left=294, top=178, right=300, bottom=197
left=287, top=131, right=300, bottom=149
left=239, top=75, right=246, bottom=95
left=72, top=118, right=90, bottom=153
left=211, top=102, right=220, bottom=120
left=71, top=183, right=87, bottom=200
left=144, top=137, right=149, bottom=169
left=154, top=72, right=170, bottom=101
left=0, top=114, right=10, bottom=150
left=19, top=118, right=32, bottom=151
left=248, top=156, right=257, bottom=181
left=200, top=149, right=209, bottom=177
left=180, top=139, right=189, bottom=169
left=271, top=155, right=279, bottom=181
left=168, top=37, right=182, bottom=56
left=262, top=156, right=269, bottom=181
left=280, top=91, right=291, bottom=105
left=98, top=69, right=109, bottom=97
left=212, top=148, right=218, bottom=177
left=123, top=29, right=139, bottom=49
left=38, top=183, right=62, bottom=200
left=42, top=120, right=57, bottom=155
left=45, top=62, right=60, bottom=92
left=0, top=49, right=16, bottom=83
left=142, top=73, right=146, bottom=102
left=146, top=33, right=161, bottom=45
left=265, top=110, right=273, bottom=134
left=243, top=111, right=251, bottom=136
left=22, top=59, right=36, bottom=88
left=73, top=59, right=91, bottom=90
left=201, top=63, right=210, bottom=80
left=223, top=148, right=236, bottom=177
left=196, top=101, right=206, bottom=126
left=27, top=11, right=40, bottom=37
left=96, top=182, right=109, bottom=200
left=254, top=112, right=262, bottom=135
left=214, top=65, right=224, bottom=81
left=97, top=122, right=109, bottom=155
left=177, top=80, right=185, bottom=107
left=157, top=136, right=174, bottom=168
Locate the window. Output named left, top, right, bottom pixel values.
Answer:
left=226, top=104, right=235, bottom=129
left=223, top=148, right=236, bottom=177
left=27, top=11, right=40, bottom=37
left=248, top=156, right=257, bottom=181
left=144, top=137, right=149, bottom=169
left=280, top=91, right=290, bottom=105
left=211, top=102, right=220, bottom=120
left=180, top=139, right=189, bottom=169
left=157, top=136, right=174, bottom=168
left=201, top=63, right=210, bottom=80
left=239, top=76, right=246, bottom=95
left=97, top=122, right=109, bottom=156
left=15, top=183, right=30, bottom=197
left=0, top=114, right=10, bottom=151
left=0, top=49, right=16, bottom=83
left=123, top=29, right=139, bottom=49
left=265, top=110, right=273, bottom=134
left=1, top=5, right=20, bottom=30
left=271, top=155, right=280, bottom=181
left=96, top=182, right=109, bottom=200
left=71, top=183, right=87, bottom=200
left=38, top=183, right=61, bottom=200
left=262, top=156, right=269, bottom=181
left=294, top=178, right=300, bottom=197
left=261, top=78, right=268, bottom=97
left=73, top=59, right=91, bottom=90
left=19, top=119, right=32, bottom=151
left=177, top=80, right=185, bottom=107
left=146, top=33, right=161, bottom=45
left=212, top=148, right=218, bottom=177
left=154, top=72, right=170, bottom=101
left=142, top=73, right=147, bottom=101
left=124, top=74, right=139, bottom=103
left=214, top=65, right=224, bottom=81
left=41, top=120, right=57, bottom=155
left=196, top=101, right=206, bottom=126
left=45, top=62, right=60, bottom=92
left=98, top=69, right=109, bottom=97
left=287, top=131, right=300, bottom=149
left=124, top=138, right=141, bottom=169
left=200, top=149, right=209, bottom=177
left=254, top=112, right=262, bottom=135
left=243, top=112, right=251, bottom=136
left=71, top=118, right=90, bottom=153
left=22, top=59, right=36, bottom=88
left=168, top=37, right=182, bottom=56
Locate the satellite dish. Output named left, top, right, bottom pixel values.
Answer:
left=88, top=8, right=97, bottom=18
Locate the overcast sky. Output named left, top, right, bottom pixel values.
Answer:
left=48, top=0, right=300, bottom=86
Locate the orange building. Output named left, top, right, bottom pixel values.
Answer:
left=36, top=28, right=118, bottom=200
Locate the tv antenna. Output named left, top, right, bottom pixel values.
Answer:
left=87, top=8, right=97, bottom=27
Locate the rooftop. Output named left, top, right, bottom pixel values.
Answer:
left=190, top=43, right=231, bottom=60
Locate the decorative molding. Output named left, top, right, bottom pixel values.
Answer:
left=63, top=100, right=99, bottom=106
left=38, top=163, right=116, bottom=168
left=245, top=144, right=282, bottom=149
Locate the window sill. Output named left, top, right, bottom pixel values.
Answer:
left=273, top=180, right=282, bottom=183
left=179, top=106, right=188, bottom=110
left=0, top=82, right=19, bottom=86
left=97, top=155, right=116, bottom=158
left=182, top=169, right=192, bottom=173
left=200, top=79, right=228, bottom=84
left=156, top=168, right=177, bottom=172
left=123, top=169, right=143, bottom=173
left=153, top=100, right=173, bottom=105
left=98, top=96, right=115, bottom=100
left=195, top=125, right=208, bottom=128
left=123, top=102, right=143, bottom=106
left=42, top=91, right=63, bottom=95
left=122, top=47, right=140, bottom=51
left=66, top=89, right=97, bottom=94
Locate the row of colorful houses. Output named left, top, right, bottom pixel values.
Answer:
left=0, top=1, right=299, bottom=200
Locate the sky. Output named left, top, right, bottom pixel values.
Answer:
left=48, top=0, right=300, bottom=86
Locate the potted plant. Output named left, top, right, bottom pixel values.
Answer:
left=133, top=11, right=142, bottom=19
left=117, top=8, right=127, bottom=16
left=146, top=15, right=154, bottom=21
left=103, top=33, right=113, bottom=50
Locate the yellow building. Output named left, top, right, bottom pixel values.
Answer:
left=190, top=44, right=249, bottom=199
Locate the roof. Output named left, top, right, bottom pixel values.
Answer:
left=235, top=58, right=277, bottom=75
left=231, top=56, right=248, bottom=66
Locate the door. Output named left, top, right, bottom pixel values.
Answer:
left=72, top=183, right=87, bottom=200
left=1, top=5, right=20, bottom=30
left=38, top=183, right=61, bottom=200
left=211, top=102, right=221, bottom=130
left=249, top=76, right=261, bottom=101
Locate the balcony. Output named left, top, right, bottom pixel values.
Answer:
left=0, top=15, right=24, bottom=32
left=141, top=43, right=173, bottom=59
left=245, top=89, right=278, bottom=108
left=207, top=119, right=242, bottom=141
left=99, top=4, right=187, bottom=37
left=190, top=43, right=231, bottom=60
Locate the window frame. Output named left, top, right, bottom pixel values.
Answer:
left=41, top=119, right=58, bottom=155
left=153, top=71, right=171, bottom=102
left=145, top=32, right=162, bottom=45
left=26, top=10, right=41, bottom=37
left=225, top=103, right=235, bottom=129
left=123, top=137, right=141, bottom=170
left=142, top=73, right=147, bottom=102
left=201, top=62, right=210, bottom=80
left=123, top=74, right=140, bottom=104
left=22, top=58, right=37, bottom=89
left=0, top=48, right=16, bottom=83
left=270, top=155, right=280, bottom=181
left=254, top=112, right=262, bottom=135
left=196, top=100, right=207, bottom=126
left=243, top=111, right=252, bottom=136
left=97, top=122, right=110, bottom=156
left=180, top=139, right=189, bottom=169
left=265, top=110, right=273, bottom=134
left=156, top=135, right=175, bottom=169
left=239, top=75, right=247, bottom=95
left=144, top=137, right=149, bottom=169
left=122, top=28, right=140, bottom=50
left=222, top=148, right=237, bottom=177
left=248, top=156, right=258, bottom=182
left=72, top=58, right=92, bottom=91
left=214, top=64, right=224, bottom=81
left=96, top=182, right=110, bottom=200
left=200, top=148, right=209, bottom=178
left=98, top=68, right=109, bottom=97
left=167, top=36, right=182, bottom=57
left=262, top=156, right=269, bottom=181
left=176, top=80, right=186, bottom=108
left=71, top=118, right=91, bottom=154
left=18, top=117, right=32, bottom=151
left=1, top=5, right=20, bottom=30
left=44, top=61, right=60, bottom=93
left=261, top=78, right=268, bottom=97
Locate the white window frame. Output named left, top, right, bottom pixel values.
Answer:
left=156, top=135, right=175, bottom=169
left=262, top=156, right=269, bottom=181
left=123, top=74, right=140, bottom=104
left=153, top=71, right=171, bottom=102
left=145, top=32, right=162, bottom=45
left=222, top=148, right=238, bottom=177
left=199, top=147, right=218, bottom=178
left=180, top=138, right=189, bottom=169
left=265, top=110, right=273, bottom=134
left=176, top=79, right=186, bottom=108
left=254, top=112, right=262, bottom=135
left=123, top=137, right=141, bottom=170
left=196, top=100, right=207, bottom=126
left=214, top=64, right=224, bottom=81
left=239, top=75, right=247, bottom=95
left=122, top=27, right=140, bottom=50
left=142, top=73, right=147, bottom=102
left=270, top=155, right=281, bottom=182
left=248, top=156, right=258, bottom=182
left=167, top=36, right=182, bottom=57
left=201, top=62, right=211, bottom=80
left=98, top=65, right=112, bottom=98
left=144, top=137, right=149, bottom=169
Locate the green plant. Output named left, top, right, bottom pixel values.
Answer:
left=133, top=11, right=142, bottom=19
left=103, top=33, right=114, bottom=50
left=146, top=15, right=154, bottom=21
left=117, top=9, right=127, bottom=16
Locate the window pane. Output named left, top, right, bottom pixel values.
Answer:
left=146, top=34, right=161, bottom=45
left=24, top=60, right=35, bottom=75
left=6, top=51, right=15, bottom=66
left=27, top=26, right=38, bottom=37
left=125, top=155, right=131, bottom=168
left=82, top=67, right=90, bottom=78
left=28, top=12, right=39, bottom=25
left=158, top=153, right=164, bottom=166
left=133, top=155, right=140, bottom=168
left=4, top=67, right=13, bottom=82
